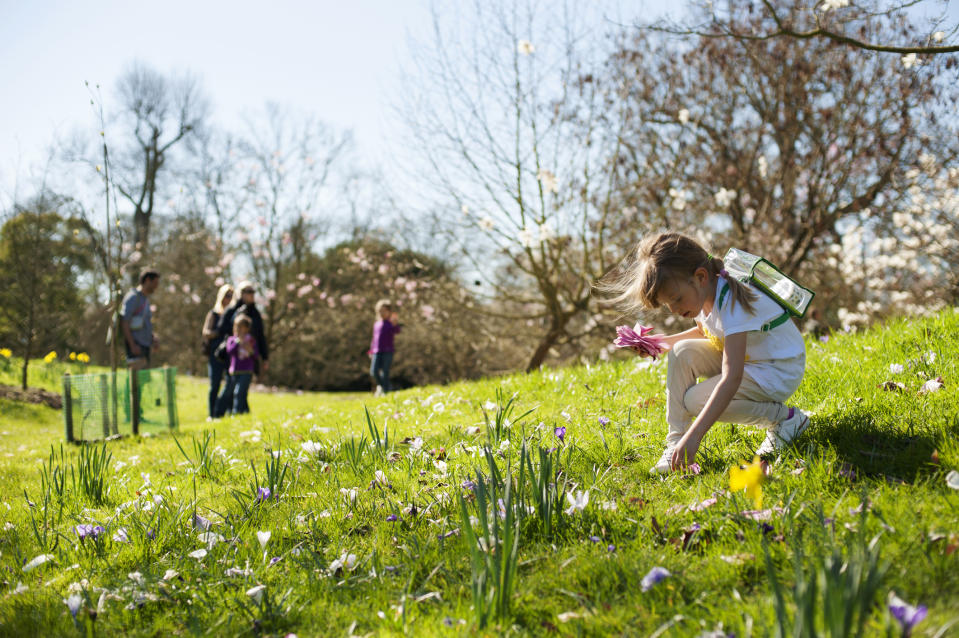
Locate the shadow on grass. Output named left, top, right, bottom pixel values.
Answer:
left=804, top=408, right=946, bottom=482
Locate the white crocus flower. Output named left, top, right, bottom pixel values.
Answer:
left=246, top=584, right=266, bottom=604
left=256, top=531, right=271, bottom=551
left=564, top=490, right=589, bottom=515
left=23, top=554, right=54, bottom=572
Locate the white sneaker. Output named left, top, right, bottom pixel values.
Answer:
left=756, top=407, right=810, bottom=456
left=649, top=446, right=675, bottom=475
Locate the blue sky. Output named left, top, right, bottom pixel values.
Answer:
left=0, top=0, right=440, bottom=198
left=2, top=0, right=954, bottom=204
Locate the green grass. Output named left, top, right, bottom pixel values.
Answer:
left=0, top=311, right=957, bottom=636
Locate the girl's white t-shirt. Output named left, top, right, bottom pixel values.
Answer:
left=695, top=275, right=805, bottom=362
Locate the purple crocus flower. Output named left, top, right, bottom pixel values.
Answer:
left=889, top=593, right=927, bottom=636
left=641, top=566, right=671, bottom=592
left=461, top=480, right=476, bottom=491
left=598, top=416, right=610, bottom=427
left=589, top=535, right=601, bottom=543
left=256, top=487, right=272, bottom=502
left=75, top=524, right=105, bottom=541
left=386, top=514, right=399, bottom=522
left=554, top=426, right=566, bottom=443
left=268, top=557, right=282, bottom=567
left=608, top=544, right=616, bottom=552
left=193, top=513, right=213, bottom=531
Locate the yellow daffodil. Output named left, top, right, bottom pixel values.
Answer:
left=77, top=353, right=90, bottom=364
left=730, top=456, right=764, bottom=508
left=69, top=352, right=77, bottom=361
left=43, top=351, right=57, bottom=364
left=0, top=348, right=11, bottom=358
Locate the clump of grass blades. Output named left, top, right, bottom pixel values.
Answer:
left=71, top=442, right=112, bottom=505
left=174, top=430, right=222, bottom=479
left=765, top=506, right=888, bottom=638
left=25, top=445, right=67, bottom=551
left=483, top=388, right=535, bottom=445
left=459, top=447, right=522, bottom=629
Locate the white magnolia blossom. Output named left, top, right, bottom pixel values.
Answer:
left=820, top=0, right=849, bottom=11
left=932, top=31, right=945, bottom=43
left=714, top=187, right=736, bottom=208
left=668, top=188, right=688, bottom=211
left=537, top=222, right=555, bottom=242
left=677, top=108, right=690, bottom=124
left=757, top=155, right=768, bottom=179
left=517, top=40, right=535, bottom=55
left=901, top=53, right=918, bottom=69
left=537, top=169, right=559, bottom=193
left=478, top=216, right=496, bottom=231
left=518, top=226, right=535, bottom=248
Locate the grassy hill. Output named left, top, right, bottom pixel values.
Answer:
left=0, top=310, right=957, bottom=636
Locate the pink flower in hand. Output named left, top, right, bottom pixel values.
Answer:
left=612, top=324, right=667, bottom=359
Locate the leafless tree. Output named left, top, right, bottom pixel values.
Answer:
left=233, top=104, right=354, bottom=356
left=399, top=0, right=632, bottom=371
left=646, top=0, right=959, bottom=55
left=110, top=62, right=209, bottom=261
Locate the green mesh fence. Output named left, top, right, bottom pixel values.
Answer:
left=62, top=368, right=178, bottom=442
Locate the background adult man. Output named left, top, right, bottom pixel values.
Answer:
left=121, top=269, right=160, bottom=370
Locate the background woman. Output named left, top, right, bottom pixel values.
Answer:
left=202, top=283, right=233, bottom=420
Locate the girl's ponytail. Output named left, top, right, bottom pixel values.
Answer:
left=706, top=255, right=757, bottom=314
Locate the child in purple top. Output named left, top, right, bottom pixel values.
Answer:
left=216, top=314, right=259, bottom=415
left=369, top=299, right=401, bottom=394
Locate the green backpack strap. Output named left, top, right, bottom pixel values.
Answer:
left=717, top=282, right=791, bottom=332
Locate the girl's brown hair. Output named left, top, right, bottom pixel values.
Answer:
left=601, top=231, right=756, bottom=315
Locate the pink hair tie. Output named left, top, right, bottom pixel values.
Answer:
left=720, top=269, right=729, bottom=279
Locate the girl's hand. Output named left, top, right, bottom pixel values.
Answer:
left=632, top=334, right=669, bottom=358
left=390, top=312, right=399, bottom=323
left=670, top=433, right=701, bottom=470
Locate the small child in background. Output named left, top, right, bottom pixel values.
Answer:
left=216, top=314, right=258, bottom=416
left=605, top=231, right=810, bottom=473
left=369, top=299, right=401, bottom=395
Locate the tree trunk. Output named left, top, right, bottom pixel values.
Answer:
left=20, top=356, right=29, bottom=391
left=525, top=327, right=563, bottom=372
